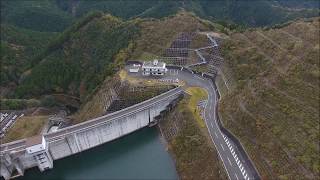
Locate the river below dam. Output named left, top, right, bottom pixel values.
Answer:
left=16, top=127, right=178, bottom=180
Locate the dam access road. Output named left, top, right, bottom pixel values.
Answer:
left=127, top=66, right=260, bottom=180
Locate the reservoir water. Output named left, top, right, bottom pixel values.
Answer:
left=17, top=127, right=178, bottom=180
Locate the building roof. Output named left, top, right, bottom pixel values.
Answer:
left=26, top=135, right=43, bottom=147
left=142, top=59, right=166, bottom=68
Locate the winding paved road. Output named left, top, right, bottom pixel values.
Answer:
left=151, top=68, right=259, bottom=180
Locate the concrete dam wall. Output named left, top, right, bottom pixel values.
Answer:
left=0, top=87, right=183, bottom=180
left=48, top=106, right=158, bottom=159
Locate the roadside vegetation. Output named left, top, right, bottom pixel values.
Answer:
left=185, top=87, right=208, bottom=128
left=218, top=17, right=319, bottom=179
left=0, top=99, right=40, bottom=110
left=160, top=93, right=227, bottom=180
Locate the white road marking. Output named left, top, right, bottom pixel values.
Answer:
left=235, top=173, right=239, bottom=180
left=214, top=132, right=218, bottom=138
left=195, top=75, right=204, bottom=81
left=174, top=69, right=256, bottom=180
left=210, top=122, right=214, bottom=128
left=220, top=144, right=225, bottom=151
left=202, top=97, right=232, bottom=180
left=242, top=169, right=245, bottom=175
left=244, top=173, right=248, bottom=179
left=227, top=157, right=233, bottom=166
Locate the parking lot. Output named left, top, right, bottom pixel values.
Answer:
left=0, top=111, right=24, bottom=138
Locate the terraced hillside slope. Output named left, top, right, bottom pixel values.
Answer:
left=218, top=18, right=319, bottom=179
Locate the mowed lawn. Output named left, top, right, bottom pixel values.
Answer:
left=186, top=87, right=208, bottom=128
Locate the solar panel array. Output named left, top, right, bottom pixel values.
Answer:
left=163, top=32, right=196, bottom=65
left=162, top=32, right=224, bottom=69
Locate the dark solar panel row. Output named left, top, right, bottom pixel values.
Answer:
left=169, top=40, right=191, bottom=48
left=164, top=49, right=189, bottom=57
left=176, top=32, right=196, bottom=41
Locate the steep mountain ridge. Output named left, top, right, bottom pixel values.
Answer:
left=14, top=12, right=138, bottom=101
left=1, top=0, right=73, bottom=32
left=2, top=0, right=318, bottom=33
left=0, top=24, right=57, bottom=91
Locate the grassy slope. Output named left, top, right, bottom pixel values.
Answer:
left=219, top=18, right=319, bottom=179
left=3, top=115, right=48, bottom=143
left=160, top=93, right=227, bottom=180
left=186, top=87, right=208, bottom=128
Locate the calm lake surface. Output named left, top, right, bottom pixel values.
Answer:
left=17, top=127, right=178, bottom=180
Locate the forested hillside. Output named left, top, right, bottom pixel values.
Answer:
left=0, top=1, right=319, bottom=179
left=193, top=0, right=319, bottom=27
left=1, top=24, right=57, bottom=88
left=1, top=0, right=318, bottom=33
left=218, top=17, right=319, bottom=179
left=14, top=12, right=138, bottom=101
left=65, top=0, right=319, bottom=27
left=1, top=0, right=73, bottom=32
left=1, top=0, right=317, bottom=98
left=273, top=0, right=319, bottom=9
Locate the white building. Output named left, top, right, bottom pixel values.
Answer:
left=25, top=136, right=53, bottom=171
left=142, top=59, right=167, bottom=76
left=129, top=67, right=139, bottom=73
